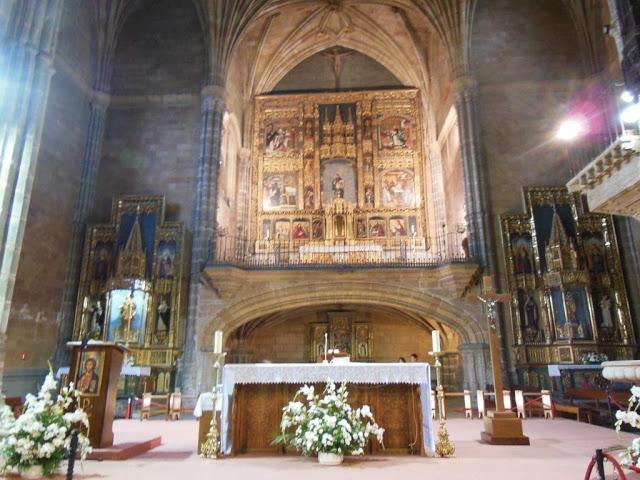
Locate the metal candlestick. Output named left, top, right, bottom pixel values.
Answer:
left=200, top=352, right=226, bottom=459
left=432, top=351, right=455, bottom=457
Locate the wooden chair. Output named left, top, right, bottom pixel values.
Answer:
left=503, top=390, right=512, bottom=411
left=541, top=390, right=554, bottom=419
left=166, top=392, right=182, bottom=421
left=476, top=390, right=486, bottom=418
left=515, top=390, right=526, bottom=419
left=140, top=392, right=152, bottom=421
left=464, top=390, right=473, bottom=419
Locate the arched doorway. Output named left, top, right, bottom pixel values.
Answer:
left=225, top=303, right=463, bottom=390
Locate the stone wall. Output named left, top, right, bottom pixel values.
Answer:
left=4, top=0, right=95, bottom=394
left=92, top=0, right=205, bottom=227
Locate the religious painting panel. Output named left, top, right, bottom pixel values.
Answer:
left=156, top=240, right=176, bottom=279
left=380, top=169, right=415, bottom=208
left=328, top=312, right=352, bottom=354
left=75, top=350, right=105, bottom=396
left=355, top=217, right=367, bottom=239
left=582, top=233, right=607, bottom=275
left=320, top=159, right=357, bottom=204
left=309, top=323, right=328, bottom=362
left=292, top=220, right=310, bottom=240
left=311, top=218, right=324, bottom=240
left=92, top=241, right=114, bottom=281
left=368, top=217, right=386, bottom=238
left=264, top=118, right=299, bottom=155
left=550, top=287, right=567, bottom=339
left=261, top=219, right=272, bottom=240
left=554, top=286, right=592, bottom=341
left=378, top=115, right=412, bottom=149
left=274, top=219, right=291, bottom=240
left=389, top=217, right=407, bottom=237
left=85, top=294, right=107, bottom=338
left=353, top=322, right=372, bottom=361
left=511, top=234, right=534, bottom=275
left=107, top=289, right=149, bottom=344
left=262, top=173, right=298, bottom=211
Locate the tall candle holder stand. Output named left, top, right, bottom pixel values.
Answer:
left=432, top=351, right=455, bottom=457
left=200, top=352, right=226, bottom=459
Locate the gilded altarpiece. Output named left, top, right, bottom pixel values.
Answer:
left=308, top=314, right=372, bottom=363
left=500, top=187, right=634, bottom=388
left=251, top=89, right=428, bottom=261
left=73, top=196, right=186, bottom=394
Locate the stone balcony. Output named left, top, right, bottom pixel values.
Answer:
left=567, top=136, right=640, bottom=220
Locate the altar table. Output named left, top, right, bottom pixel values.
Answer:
left=219, top=363, right=434, bottom=456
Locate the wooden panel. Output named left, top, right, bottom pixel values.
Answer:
left=231, top=383, right=423, bottom=456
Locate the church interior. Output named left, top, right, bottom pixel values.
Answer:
left=2, top=0, right=640, bottom=478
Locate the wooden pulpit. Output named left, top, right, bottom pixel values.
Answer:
left=67, top=342, right=127, bottom=448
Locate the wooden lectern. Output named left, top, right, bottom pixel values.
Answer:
left=67, top=342, right=127, bottom=448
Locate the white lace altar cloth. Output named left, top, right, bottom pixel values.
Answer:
left=219, top=363, right=434, bottom=455
left=299, top=244, right=383, bottom=254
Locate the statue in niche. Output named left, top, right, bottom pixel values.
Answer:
left=599, top=295, right=614, bottom=329
left=523, top=294, right=538, bottom=329
left=332, top=172, right=345, bottom=199
left=115, top=293, right=137, bottom=343
left=88, top=300, right=103, bottom=337
left=157, top=298, right=171, bottom=333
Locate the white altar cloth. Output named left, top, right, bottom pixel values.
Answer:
left=193, top=391, right=222, bottom=417
left=299, top=244, right=383, bottom=254
left=220, top=362, right=434, bottom=455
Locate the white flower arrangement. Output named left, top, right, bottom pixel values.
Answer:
left=275, top=381, right=384, bottom=457
left=580, top=352, right=608, bottom=365
left=615, top=385, right=640, bottom=468
left=0, top=370, right=92, bottom=477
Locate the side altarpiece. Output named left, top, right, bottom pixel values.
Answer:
left=500, top=186, right=634, bottom=387
left=72, top=196, right=186, bottom=394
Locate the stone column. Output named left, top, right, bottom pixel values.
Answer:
left=180, top=85, right=226, bottom=395
left=53, top=92, right=111, bottom=367
left=453, top=75, right=494, bottom=272
left=0, top=0, right=63, bottom=392
left=458, top=342, right=491, bottom=393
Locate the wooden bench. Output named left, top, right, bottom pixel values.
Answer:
left=565, top=388, right=628, bottom=422
left=554, top=402, right=590, bottom=423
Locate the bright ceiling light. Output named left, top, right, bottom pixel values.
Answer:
left=621, top=90, right=635, bottom=104
left=556, top=119, right=584, bottom=141
left=621, top=102, right=640, bottom=124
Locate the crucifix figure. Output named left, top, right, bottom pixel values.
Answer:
left=323, top=47, right=353, bottom=91
left=471, top=275, right=530, bottom=445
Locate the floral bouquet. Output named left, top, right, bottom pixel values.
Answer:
left=275, top=381, right=384, bottom=463
left=615, top=385, right=640, bottom=468
left=580, top=352, right=608, bottom=365
left=0, top=370, right=92, bottom=477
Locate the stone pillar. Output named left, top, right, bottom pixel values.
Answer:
left=0, top=0, right=63, bottom=391
left=180, top=85, right=226, bottom=395
left=53, top=92, right=111, bottom=367
left=458, top=342, right=491, bottom=393
left=453, top=75, right=494, bottom=272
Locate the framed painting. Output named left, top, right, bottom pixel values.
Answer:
left=262, top=173, right=298, bottom=211
left=389, top=217, right=407, bottom=237
left=264, top=119, right=299, bottom=154
left=92, top=241, right=114, bottom=281
left=380, top=169, right=415, bottom=208
left=368, top=218, right=386, bottom=238
left=378, top=115, right=412, bottom=149
left=274, top=219, right=291, bottom=240
left=511, top=234, right=534, bottom=275
left=320, top=159, right=357, bottom=204
left=156, top=240, right=176, bottom=278
left=312, top=218, right=324, bottom=240
left=75, top=350, right=104, bottom=396
left=292, top=220, right=310, bottom=240
left=582, top=233, right=607, bottom=274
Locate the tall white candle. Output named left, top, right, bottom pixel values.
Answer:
left=214, top=330, right=223, bottom=354
left=432, top=330, right=441, bottom=353
left=324, top=332, right=328, bottom=361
